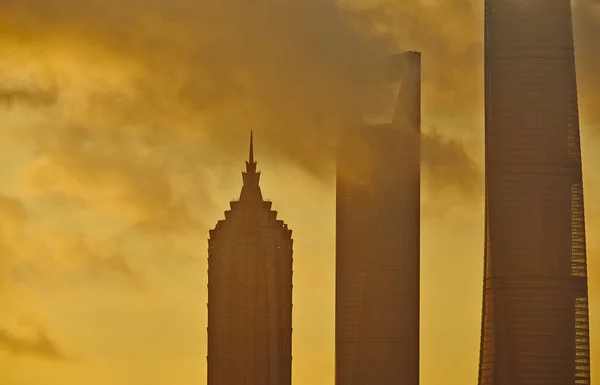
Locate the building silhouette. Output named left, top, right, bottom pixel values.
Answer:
left=336, top=51, right=421, bottom=385
left=207, top=132, right=293, bottom=385
left=478, top=1, right=591, bottom=384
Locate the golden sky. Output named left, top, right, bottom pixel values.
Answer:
left=0, top=1, right=599, bottom=385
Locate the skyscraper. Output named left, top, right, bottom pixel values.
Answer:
left=207, top=133, right=293, bottom=385
left=479, top=1, right=591, bottom=384
left=336, top=51, right=421, bottom=385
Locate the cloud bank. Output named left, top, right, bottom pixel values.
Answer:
left=0, top=0, right=484, bottom=195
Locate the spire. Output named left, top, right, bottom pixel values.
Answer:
left=241, top=131, right=261, bottom=201
left=245, top=130, right=257, bottom=175
left=249, top=130, right=254, bottom=165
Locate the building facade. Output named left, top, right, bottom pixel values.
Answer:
left=479, top=1, right=591, bottom=384
left=336, top=51, right=421, bottom=385
left=208, top=133, right=293, bottom=385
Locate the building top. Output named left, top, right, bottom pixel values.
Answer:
left=240, top=130, right=262, bottom=202
left=388, top=51, right=421, bottom=82
left=209, top=131, right=292, bottom=241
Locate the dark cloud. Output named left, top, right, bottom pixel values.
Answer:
left=422, top=131, right=482, bottom=198
left=0, top=86, right=57, bottom=108
left=0, top=326, right=65, bottom=360
left=0, top=0, right=594, bottom=222
left=0, top=0, right=484, bottom=199
left=0, top=0, right=395, bottom=169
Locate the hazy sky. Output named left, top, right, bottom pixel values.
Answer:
left=0, top=1, right=599, bottom=385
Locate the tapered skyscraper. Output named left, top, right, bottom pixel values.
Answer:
left=479, top=1, right=591, bottom=384
left=207, top=133, right=293, bottom=385
left=336, top=51, right=421, bottom=385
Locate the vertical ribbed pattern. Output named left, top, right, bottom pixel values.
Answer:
left=479, top=1, right=591, bottom=384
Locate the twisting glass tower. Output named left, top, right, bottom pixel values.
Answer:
left=336, top=51, right=421, bottom=385
left=479, top=1, right=591, bottom=384
left=207, top=132, right=293, bottom=385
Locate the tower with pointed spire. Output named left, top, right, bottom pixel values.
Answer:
left=207, top=132, right=293, bottom=385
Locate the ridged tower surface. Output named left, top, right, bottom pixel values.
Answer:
left=479, top=1, right=591, bottom=384
left=207, top=133, right=293, bottom=385
left=336, top=51, right=421, bottom=385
